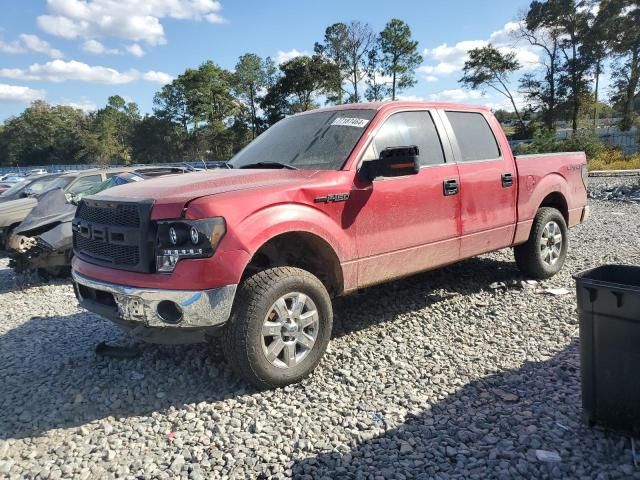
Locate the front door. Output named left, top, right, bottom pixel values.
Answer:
left=348, top=110, right=461, bottom=288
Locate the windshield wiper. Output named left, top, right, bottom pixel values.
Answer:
left=239, top=161, right=298, bottom=170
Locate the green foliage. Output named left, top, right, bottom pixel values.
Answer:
left=514, top=127, right=609, bottom=159
left=233, top=53, right=267, bottom=138
left=379, top=19, right=422, bottom=100
left=0, top=101, right=89, bottom=166
left=460, top=45, right=523, bottom=128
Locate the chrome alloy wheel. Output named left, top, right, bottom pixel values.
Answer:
left=261, top=292, right=319, bottom=369
left=540, top=221, right=563, bottom=266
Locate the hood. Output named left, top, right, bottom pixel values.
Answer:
left=15, top=189, right=76, bottom=235
left=0, top=198, right=37, bottom=226
left=91, top=168, right=318, bottom=210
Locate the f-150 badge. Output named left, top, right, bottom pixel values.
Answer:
left=314, top=193, right=350, bottom=203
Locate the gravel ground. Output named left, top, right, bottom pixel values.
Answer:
left=1, top=177, right=640, bottom=480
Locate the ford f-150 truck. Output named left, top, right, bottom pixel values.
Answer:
left=72, top=101, right=589, bottom=388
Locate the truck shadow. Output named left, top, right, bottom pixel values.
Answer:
left=0, top=255, right=526, bottom=440
left=290, top=339, right=635, bottom=478
left=332, top=254, right=523, bottom=338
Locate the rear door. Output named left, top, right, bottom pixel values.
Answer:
left=438, top=110, right=517, bottom=258
left=350, top=109, right=461, bottom=287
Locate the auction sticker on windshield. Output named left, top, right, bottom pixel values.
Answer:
left=331, top=117, right=370, bottom=128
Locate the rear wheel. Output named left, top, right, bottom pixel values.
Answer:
left=514, top=207, right=568, bottom=279
left=221, top=267, right=333, bottom=388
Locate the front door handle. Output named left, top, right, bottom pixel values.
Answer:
left=443, top=178, right=459, bottom=196
left=502, top=173, right=514, bottom=188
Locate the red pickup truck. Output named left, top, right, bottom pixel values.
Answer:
left=72, top=102, right=589, bottom=388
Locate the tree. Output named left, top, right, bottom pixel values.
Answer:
left=364, top=43, right=389, bottom=101
left=518, top=8, right=566, bottom=129
left=131, top=115, right=184, bottom=163
left=460, top=45, right=525, bottom=129
left=153, top=61, right=237, bottom=159
left=528, top=0, right=596, bottom=132
left=233, top=53, right=266, bottom=138
left=314, top=23, right=349, bottom=104
left=276, top=55, right=340, bottom=113
left=379, top=19, right=422, bottom=100
left=600, top=0, right=640, bottom=130
left=343, top=21, right=376, bottom=102
left=0, top=101, right=89, bottom=166
left=81, top=95, right=141, bottom=164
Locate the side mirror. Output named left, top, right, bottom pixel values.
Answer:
left=359, top=145, right=420, bottom=182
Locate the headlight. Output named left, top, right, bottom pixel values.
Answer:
left=155, top=218, right=226, bottom=273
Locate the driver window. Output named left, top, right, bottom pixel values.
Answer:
left=371, top=111, right=446, bottom=166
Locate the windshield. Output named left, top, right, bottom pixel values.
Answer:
left=42, top=176, right=73, bottom=193
left=28, top=176, right=60, bottom=194
left=229, top=109, right=375, bottom=170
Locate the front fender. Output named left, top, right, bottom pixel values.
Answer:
left=223, top=202, right=355, bottom=262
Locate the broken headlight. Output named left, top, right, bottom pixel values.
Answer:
left=155, top=218, right=226, bottom=273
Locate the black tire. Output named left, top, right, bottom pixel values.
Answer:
left=514, top=207, right=568, bottom=280
left=221, top=267, right=333, bottom=389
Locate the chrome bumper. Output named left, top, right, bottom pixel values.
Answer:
left=72, top=270, right=237, bottom=331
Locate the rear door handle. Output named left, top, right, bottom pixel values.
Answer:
left=443, top=178, right=459, bottom=196
left=502, top=173, right=514, bottom=188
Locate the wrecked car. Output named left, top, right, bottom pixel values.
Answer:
left=7, top=167, right=190, bottom=276
left=0, top=169, right=127, bottom=249
left=0, top=173, right=62, bottom=204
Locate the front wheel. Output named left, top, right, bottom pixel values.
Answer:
left=221, top=267, right=333, bottom=388
left=514, top=207, right=568, bottom=280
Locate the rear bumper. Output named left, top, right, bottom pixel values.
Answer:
left=72, top=270, right=237, bottom=343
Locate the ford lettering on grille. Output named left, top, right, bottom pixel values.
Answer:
left=72, top=198, right=155, bottom=273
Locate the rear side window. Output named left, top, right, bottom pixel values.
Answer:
left=373, top=111, right=445, bottom=166
left=445, top=111, right=500, bottom=162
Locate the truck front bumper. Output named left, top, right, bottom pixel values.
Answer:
left=72, top=270, right=237, bottom=344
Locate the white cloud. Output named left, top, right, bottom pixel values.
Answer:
left=428, top=89, right=486, bottom=102
left=275, top=49, right=309, bottom=65
left=37, top=0, right=226, bottom=45
left=424, top=75, right=438, bottom=82
left=419, top=21, right=540, bottom=82
left=125, top=43, right=145, bottom=57
left=0, top=59, right=172, bottom=85
left=0, top=34, right=63, bottom=58
left=82, top=39, right=119, bottom=55
left=0, top=83, right=46, bottom=103
left=59, top=98, right=97, bottom=111
left=142, top=70, right=173, bottom=84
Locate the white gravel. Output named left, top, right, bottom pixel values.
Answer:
left=1, top=177, right=640, bottom=479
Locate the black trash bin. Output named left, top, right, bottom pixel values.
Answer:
left=574, top=264, right=640, bottom=436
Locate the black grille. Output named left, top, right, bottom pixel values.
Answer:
left=74, top=234, right=140, bottom=266
left=76, top=202, right=140, bottom=227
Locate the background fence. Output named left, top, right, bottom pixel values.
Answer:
left=510, top=129, right=639, bottom=155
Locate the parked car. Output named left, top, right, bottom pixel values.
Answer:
left=27, top=168, right=48, bottom=176
left=0, top=173, right=23, bottom=181
left=0, top=168, right=129, bottom=249
left=0, top=183, right=13, bottom=194
left=0, top=173, right=62, bottom=204
left=7, top=167, right=190, bottom=276
left=72, top=101, right=589, bottom=388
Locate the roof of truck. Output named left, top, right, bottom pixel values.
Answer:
left=297, top=100, right=492, bottom=116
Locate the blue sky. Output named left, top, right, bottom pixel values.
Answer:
left=0, top=0, right=537, bottom=121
